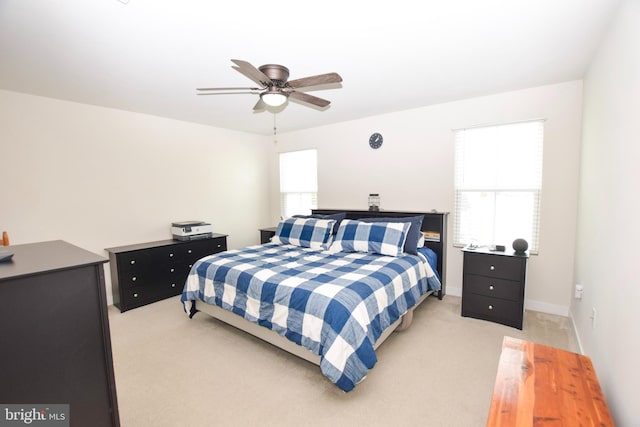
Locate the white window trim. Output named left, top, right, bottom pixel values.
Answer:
left=453, top=119, right=544, bottom=254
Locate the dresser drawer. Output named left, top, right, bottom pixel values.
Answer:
left=463, top=273, right=522, bottom=301
left=462, top=293, right=523, bottom=328
left=463, top=252, right=524, bottom=280
left=185, top=237, right=227, bottom=261
left=146, top=244, right=189, bottom=262
left=116, top=250, right=151, bottom=276
left=121, top=282, right=182, bottom=309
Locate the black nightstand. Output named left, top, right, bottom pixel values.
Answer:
left=259, top=227, right=277, bottom=244
left=461, top=247, right=528, bottom=329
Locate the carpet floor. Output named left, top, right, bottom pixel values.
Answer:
left=108, top=295, right=577, bottom=427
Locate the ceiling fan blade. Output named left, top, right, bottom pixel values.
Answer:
left=253, top=98, right=267, bottom=112
left=231, top=59, right=272, bottom=86
left=289, top=91, right=331, bottom=108
left=197, top=87, right=261, bottom=91
left=287, top=72, right=342, bottom=89
left=197, top=92, right=259, bottom=95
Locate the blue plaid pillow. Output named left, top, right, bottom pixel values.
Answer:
left=328, top=219, right=411, bottom=257
left=359, top=215, right=424, bottom=254
left=271, top=217, right=336, bottom=250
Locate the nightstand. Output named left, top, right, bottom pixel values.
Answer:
left=461, top=247, right=528, bottom=329
left=259, top=227, right=277, bottom=244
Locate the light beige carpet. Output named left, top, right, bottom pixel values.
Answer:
left=108, top=295, right=577, bottom=427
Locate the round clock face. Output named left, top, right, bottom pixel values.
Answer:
left=369, top=132, right=383, bottom=149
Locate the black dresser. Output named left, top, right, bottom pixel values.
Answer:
left=461, top=247, right=528, bottom=329
left=106, top=234, right=227, bottom=312
left=0, top=240, right=120, bottom=427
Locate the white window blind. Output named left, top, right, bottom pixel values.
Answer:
left=453, top=120, right=544, bottom=253
left=279, top=149, right=318, bottom=218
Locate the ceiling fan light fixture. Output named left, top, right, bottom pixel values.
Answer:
left=261, top=91, right=287, bottom=107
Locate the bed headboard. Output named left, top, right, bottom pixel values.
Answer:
left=312, top=209, right=448, bottom=298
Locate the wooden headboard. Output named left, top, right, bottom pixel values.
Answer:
left=312, top=209, right=448, bottom=299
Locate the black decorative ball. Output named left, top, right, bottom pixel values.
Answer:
left=512, top=238, right=529, bottom=254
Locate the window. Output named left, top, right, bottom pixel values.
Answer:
left=453, top=120, right=544, bottom=253
left=279, top=149, right=318, bottom=218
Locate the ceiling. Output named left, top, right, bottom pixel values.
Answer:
left=0, top=0, right=620, bottom=135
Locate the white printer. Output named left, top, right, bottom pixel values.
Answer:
left=171, top=221, right=213, bottom=241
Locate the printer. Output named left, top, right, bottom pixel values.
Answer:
left=171, top=221, right=213, bottom=241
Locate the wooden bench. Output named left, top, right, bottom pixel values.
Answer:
left=486, top=336, right=614, bottom=426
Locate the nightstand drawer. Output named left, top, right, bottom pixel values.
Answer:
left=462, top=294, right=522, bottom=328
left=463, top=252, right=524, bottom=280
left=463, top=274, right=522, bottom=301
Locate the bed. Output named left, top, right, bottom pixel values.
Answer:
left=181, top=209, right=447, bottom=392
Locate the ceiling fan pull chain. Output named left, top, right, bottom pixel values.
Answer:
left=273, top=114, right=278, bottom=143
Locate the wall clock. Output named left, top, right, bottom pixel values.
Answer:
left=369, top=132, right=383, bottom=149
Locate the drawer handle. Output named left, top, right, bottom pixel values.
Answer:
left=490, top=265, right=495, bottom=271
left=130, top=260, right=135, bottom=265
left=171, top=283, right=176, bottom=288
left=170, top=268, right=175, bottom=273
left=217, top=244, right=221, bottom=248
left=488, top=304, right=494, bottom=310
left=132, top=276, right=137, bottom=281
left=169, top=253, right=174, bottom=257
left=489, top=285, right=494, bottom=291
left=133, top=293, right=138, bottom=298
left=188, top=249, right=192, bottom=254
left=189, top=264, right=193, bottom=268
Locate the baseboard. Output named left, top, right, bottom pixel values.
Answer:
left=525, top=299, right=569, bottom=317
left=569, top=311, right=585, bottom=354
left=446, top=286, right=462, bottom=297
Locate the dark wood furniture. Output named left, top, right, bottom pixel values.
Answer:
left=106, top=234, right=227, bottom=312
left=487, top=336, right=613, bottom=426
left=462, top=247, right=528, bottom=329
left=0, top=240, right=120, bottom=427
left=312, top=209, right=448, bottom=298
left=259, top=227, right=277, bottom=244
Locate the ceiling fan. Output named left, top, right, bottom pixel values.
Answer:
left=197, top=59, right=343, bottom=112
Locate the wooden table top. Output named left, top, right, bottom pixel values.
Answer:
left=486, top=336, right=614, bottom=426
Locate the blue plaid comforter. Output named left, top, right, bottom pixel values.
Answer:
left=181, top=243, right=441, bottom=392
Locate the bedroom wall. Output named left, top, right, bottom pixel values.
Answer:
left=268, top=81, right=584, bottom=316
left=0, top=89, right=271, bottom=304
left=573, top=0, right=640, bottom=424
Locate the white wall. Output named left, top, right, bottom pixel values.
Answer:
left=574, top=0, right=640, bottom=424
left=270, top=81, right=584, bottom=315
left=0, top=90, right=271, bottom=303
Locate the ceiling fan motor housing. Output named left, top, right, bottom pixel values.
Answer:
left=258, top=64, right=290, bottom=87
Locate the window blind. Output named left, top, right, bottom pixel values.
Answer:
left=453, top=120, right=544, bottom=253
left=279, top=149, right=318, bottom=217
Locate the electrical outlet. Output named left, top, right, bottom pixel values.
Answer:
left=590, top=307, right=597, bottom=329
left=575, top=284, right=583, bottom=299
